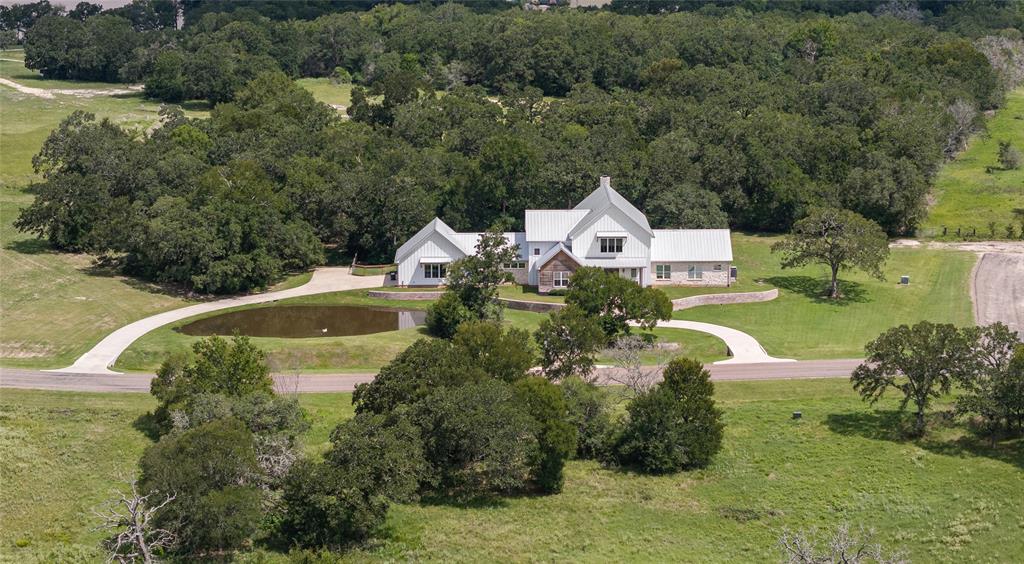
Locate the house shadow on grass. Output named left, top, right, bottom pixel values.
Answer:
left=765, top=275, right=868, bottom=305
left=826, top=410, right=1024, bottom=470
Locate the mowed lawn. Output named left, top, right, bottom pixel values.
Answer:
left=2, top=381, right=1021, bottom=562
left=115, top=289, right=729, bottom=372
left=921, top=87, right=1024, bottom=238
left=676, top=235, right=976, bottom=359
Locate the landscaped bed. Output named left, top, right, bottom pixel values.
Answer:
left=3, top=380, right=1021, bottom=562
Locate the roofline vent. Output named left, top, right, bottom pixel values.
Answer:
left=600, top=175, right=611, bottom=190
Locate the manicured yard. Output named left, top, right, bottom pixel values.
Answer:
left=921, top=87, right=1024, bottom=238
left=3, top=381, right=1021, bottom=562
left=676, top=235, right=976, bottom=359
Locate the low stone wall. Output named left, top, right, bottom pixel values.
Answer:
left=367, top=290, right=444, bottom=301
left=498, top=298, right=565, bottom=313
left=671, top=288, right=778, bottom=311
left=366, top=290, right=566, bottom=312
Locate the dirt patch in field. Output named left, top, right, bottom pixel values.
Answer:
left=0, top=344, right=56, bottom=358
left=0, top=77, right=143, bottom=99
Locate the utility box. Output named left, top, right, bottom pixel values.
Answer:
left=900, top=275, right=910, bottom=285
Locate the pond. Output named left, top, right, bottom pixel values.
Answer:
left=178, top=305, right=426, bottom=339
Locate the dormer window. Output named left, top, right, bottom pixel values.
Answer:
left=599, top=237, right=624, bottom=253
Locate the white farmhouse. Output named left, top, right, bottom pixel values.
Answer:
left=394, top=176, right=734, bottom=293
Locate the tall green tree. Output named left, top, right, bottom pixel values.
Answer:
left=442, top=226, right=520, bottom=320
left=851, top=321, right=977, bottom=436
left=565, top=267, right=672, bottom=337
left=534, top=304, right=606, bottom=383
left=772, top=207, right=889, bottom=299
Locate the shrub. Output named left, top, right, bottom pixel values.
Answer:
left=425, top=291, right=473, bottom=338
left=352, top=339, right=486, bottom=415
left=512, top=377, right=577, bottom=493
left=610, top=358, right=724, bottom=473
left=139, top=418, right=264, bottom=555
left=999, top=140, right=1021, bottom=170
left=412, top=380, right=539, bottom=498
left=280, top=411, right=429, bottom=548
left=452, top=320, right=535, bottom=382
left=150, top=335, right=273, bottom=433
left=324, top=410, right=430, bottom=502
left=279, top=460, right=389, bottom=549
left=561, top=376, right=614, bottom=460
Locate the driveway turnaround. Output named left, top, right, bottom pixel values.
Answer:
left=972, top=252, right=1024, bottom=335
left=649, top=319, right=794, bottom=364
left=56, top=269, right=385, bottom=374
left=1, top=360, right=861, bottom=394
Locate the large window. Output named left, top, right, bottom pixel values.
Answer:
left=423, top=263, right=446, bottom=279
left=655, top=264, right=671, bottom=280
left=599, top=237, right=624, bottom=253
left=503, top=261, right=527, bottom=269
left=553, top=271, right=571, bottom=288
left=687, top=264, right=702, bottom=280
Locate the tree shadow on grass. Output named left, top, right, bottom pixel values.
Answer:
left=418, top=492, right=511, bottom=510
left=765, top=275, right=868, bottom=305
left=826, top=410, right=1024, bottom=471
left=3, top=237, right=53, bottom=255
left=132, top=411, right=162, bottom=442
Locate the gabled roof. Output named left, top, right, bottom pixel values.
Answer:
left=650, top=229, right=733, bottom=262
left=569, top=176, right=654, bottom=239
left=536, top=242, right=584, bottom=268
left=394, top=217, right=467, bottom=263
left=396, top=221, right=529, bottom=263
left=525, top=209, right=588, bottom=242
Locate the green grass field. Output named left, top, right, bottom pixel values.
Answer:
left=921, top=88, right=1024, bottom=238
left=675, top=235, right=976, bottom=359
left=294, top=77, right=356, bottom=107
left=2, top=381, right=1021, bottom=562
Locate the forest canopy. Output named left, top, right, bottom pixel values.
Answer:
left=13, top=1, right=1024, bottom=292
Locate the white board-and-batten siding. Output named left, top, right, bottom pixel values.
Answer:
left=396, top=233, right=465, bottom=287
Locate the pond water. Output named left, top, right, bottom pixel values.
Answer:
left=178, top=305, right=426, bottom=338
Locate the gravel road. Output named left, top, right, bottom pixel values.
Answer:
left=972, top=252, right=1024, bottom=335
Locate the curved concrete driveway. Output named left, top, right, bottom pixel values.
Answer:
left=650, top=319, right=794, bottom=364
left=55, top=268, right=384, bottom=374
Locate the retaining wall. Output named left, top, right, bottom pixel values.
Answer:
left=671, top=288, right=778, bottom=311
left=367, top=290, right=444, bottom=300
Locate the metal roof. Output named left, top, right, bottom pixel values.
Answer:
left=536, top=242, right=584, bottom=268
left=650, top=229, right=733, bottom=262
left=570, top=176, right=653, bottom=238
left=525, top=210, right=588, bottom=242
left=394, top=217, right=464, bottom=263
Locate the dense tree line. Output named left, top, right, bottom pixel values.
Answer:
left=14, top=2, right=1024, bottom=291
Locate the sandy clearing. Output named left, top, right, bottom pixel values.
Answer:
left=0, top=77, right=143, bottom=99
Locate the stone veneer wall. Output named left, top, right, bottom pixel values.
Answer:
left=670, top=288, right=778, bottom=311
left=651, top=262, right=731, bottom=287
left=367, top=290, right=444, bottom=300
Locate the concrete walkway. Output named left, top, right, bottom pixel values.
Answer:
left=650, top=319, right=794, bottom=364
left=55, top=269, right=385, bottom=374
